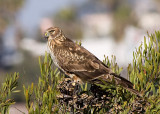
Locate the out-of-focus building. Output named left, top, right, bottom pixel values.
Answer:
left=78, top=0, right=112, bottom=38
left=138, top=13, right=160, bottom=33
left=1, top=25, right=23, bottom=67
left=134, top=0, right=160, bottom=33
left=81, top=13, right=113, bottom=38
left=20, top=38, right=47, bottom=57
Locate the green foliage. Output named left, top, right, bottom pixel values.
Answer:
left=0, top=72, right=19, bottom=114
left=128, top=32, right=159, bottom=94
left=23, top=52, right=63, bottom=113
left=103, top=55, right=123, bottom=75
left=128, top=31, right=160, bottom=112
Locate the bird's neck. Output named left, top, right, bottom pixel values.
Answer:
left=56, top=35, right=66, bottom=41
left=48, top=35, right=67, bottom=45
left=48, top=35, right=66, bottom=41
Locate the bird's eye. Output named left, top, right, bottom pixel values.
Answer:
left=50, top=30, right=55, bottom=34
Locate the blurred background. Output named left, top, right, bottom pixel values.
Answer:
left=0, top=0, right=160, bottom=112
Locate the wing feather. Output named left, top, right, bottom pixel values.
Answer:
left=54, top=39, right=111, bottom=81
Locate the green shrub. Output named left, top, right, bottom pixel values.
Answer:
left=127, top=31, right=160, bottom=113
left=0, top=72, right=19, bottom=114
left=23, top=52, right=64, bottom=113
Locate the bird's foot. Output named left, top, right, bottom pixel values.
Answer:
left=72, top=76, right=83, bottom=85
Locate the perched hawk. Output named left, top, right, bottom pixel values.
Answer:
left=44, top=27, right=140, bottom=96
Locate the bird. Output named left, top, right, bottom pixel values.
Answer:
left=44, top=27, right=141, bottom=96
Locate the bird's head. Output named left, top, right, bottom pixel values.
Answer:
left=44, top=27, right=62, bottom=40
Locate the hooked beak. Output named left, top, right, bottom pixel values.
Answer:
left=44, top=31, right=49, bottom=39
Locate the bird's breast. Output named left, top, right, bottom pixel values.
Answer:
left=47, top=40, right=60, bottom=68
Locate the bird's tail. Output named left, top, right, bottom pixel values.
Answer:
left=92, top=73, right=142, bottom=97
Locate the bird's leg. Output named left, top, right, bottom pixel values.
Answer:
left=65, top=72, right=83, bottom=84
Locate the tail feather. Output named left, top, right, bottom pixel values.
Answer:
left=123, top=86, right=142, bottom=97
left=92, top=73, right=142, bottom=97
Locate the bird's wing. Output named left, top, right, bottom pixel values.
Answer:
left=54, top=40, right=111, bottom=81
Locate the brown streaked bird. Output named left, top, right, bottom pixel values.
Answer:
left=44, top=27, right=141, bottom=96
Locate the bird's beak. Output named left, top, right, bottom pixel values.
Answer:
left=44, top=31, right=49, bottom=39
